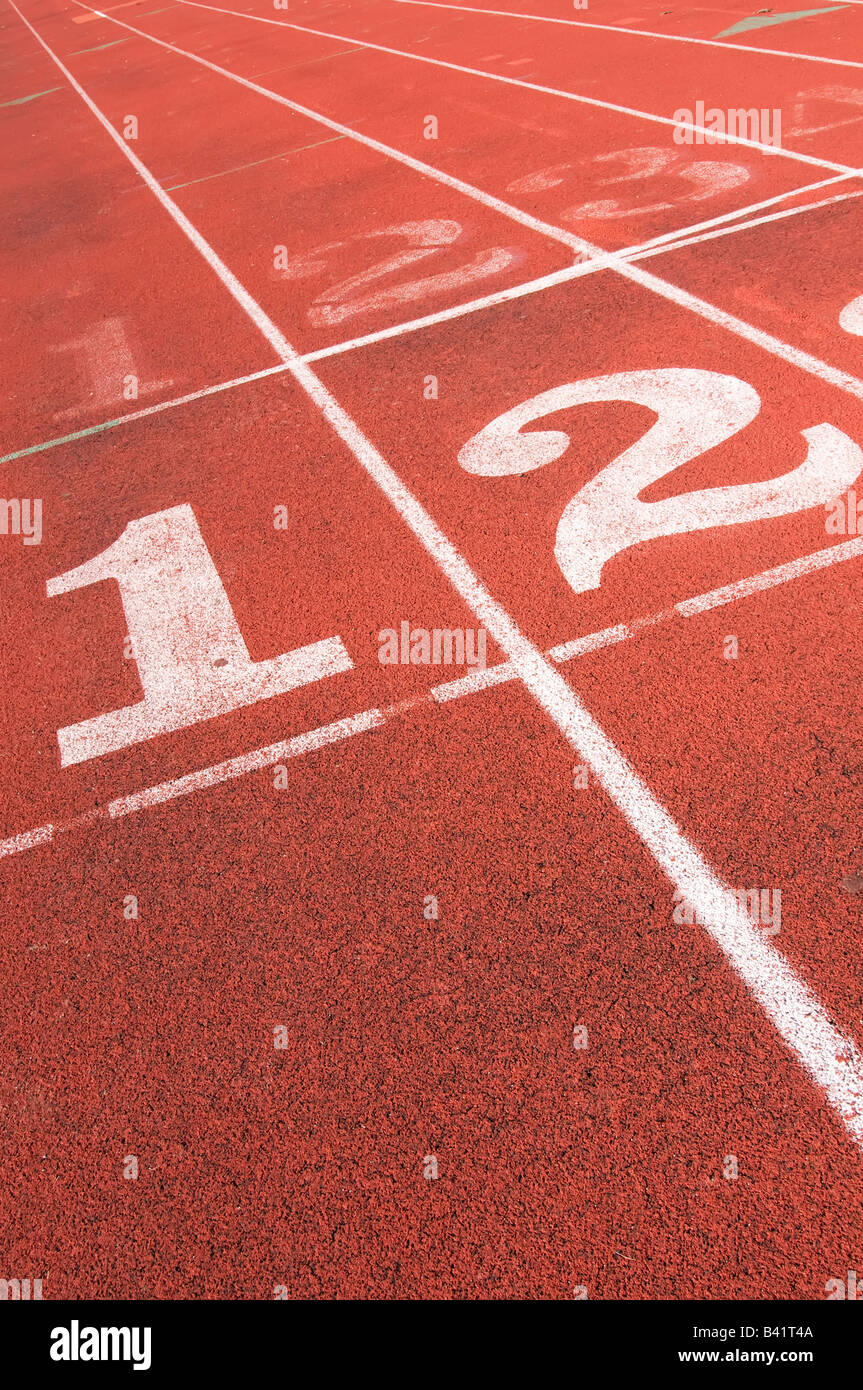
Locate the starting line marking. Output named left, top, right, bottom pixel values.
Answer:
left=5, top=176, right=856, bottom=467
left=4, top=533, right=861, bottom=857
left=12, top=1, right=863, bottom=1152
left=393, top=0, right=863, bottom=73
left=625, top=186, right=863, bottom=259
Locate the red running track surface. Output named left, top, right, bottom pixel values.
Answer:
left=1, top=0, right=862, bottom=1299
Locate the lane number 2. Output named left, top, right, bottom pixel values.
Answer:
left=48, top=372, right=863, bottom=765
left=277, top=219, right=521, bottom=327
left=459, top=367, right=863, bottom=594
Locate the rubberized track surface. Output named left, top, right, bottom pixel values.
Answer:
left=1, top=0, right=862, bottom=1300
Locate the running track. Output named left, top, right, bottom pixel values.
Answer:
left=1, top=0, right=862, bottom=1300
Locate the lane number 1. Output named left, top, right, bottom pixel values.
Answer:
left=48, top=504, right=352, bottom=766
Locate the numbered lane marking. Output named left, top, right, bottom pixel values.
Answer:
left=788, top=84, right=863, bottom=137
left=47, top=504, right=352, bottom=765
left=840, top=293, right=863, bottom=335
left=277, top=219, right=521, bottom=327
left=459, top=367, right=863, bottom=593
left=508, top=147, right=750, bottom=222
left=51, top=316, right=172, bottom=418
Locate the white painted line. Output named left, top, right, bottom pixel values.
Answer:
left=549, top=622, right=634, bottom=663
left=430, top=661, right=515, bottom=700
left=303, top=261, right=589, bottom=359
left=60, top=1, right=863, bottom=407
left=0, top=824, right=54, bottom=858
left=308, top=188, right=863, bottom=354
left=0, top=361, right=293, bottom=463
left=5, top=530, right=862, bottom=857
left=623, top=172, right=858, bottom=254
left=626, top=188, right=863, bottom=263
left=613, top=241, right=863, bottom=404
left=12, top=563, right=863, bottom=1149
left=68, top=1, right=588, bottom=257
left=108, top=709, right=385, bottom=815
left=675, top=534, right=863, bottom=615
left=3, top=270, right=595, bottom=466
left=10, top=5, right=297, bottom=368
left=172, top=0, right=858, bottom=174
left=394, top=0, right=863, bottom=73
left=15, top=1, right=863, bottom=1148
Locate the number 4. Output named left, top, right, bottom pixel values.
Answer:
left=47, top=504, right=352, bottom=767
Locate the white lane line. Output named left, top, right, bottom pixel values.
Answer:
left=108, top=708, right=385, bottom=814
left=6, top=176, right=858, bottom=468
left=0, top=825, right=54, bottom=857
left=63, top=1, right=594, bottom=258
left=60, top=1, right=863, bottom=405
left=675, top=534, right=863, bottom=614
left=172, top=0, right=858, bottom=174
left=306, top=185, right=863, bottom=343
left=6, top=534, right=862, bottom=855
left=625, top=188, right=863, bottom=261
left=0, top=362, right=293, bottom=463
left=620, top=171, right=857, bottom=253
left=394, top=0, right=863, bottom=73
left=10, top=4, right=298, bottom=368
left=14, top=1, right=863, bottom=1148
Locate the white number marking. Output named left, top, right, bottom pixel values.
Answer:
left=563, top=147, right=750, bottom=222
left=840, top=293, right=863, bottom=336
left=51, top=317, right=171, bottom=419
left=279, top=219, right=520, bottom=326
left=48, top=504, right=352, bottom=765
left=507, top=147, right=749, bottom=221
left=459, top=367, right=863, bottom=594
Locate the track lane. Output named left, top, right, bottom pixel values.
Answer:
left=0, top=12, right=271, bottom=452
left=390, top=0, right=863, bottom=70
left=642, top=192, right=863, bottom=384
left=38, top=0, right=863, bottom=408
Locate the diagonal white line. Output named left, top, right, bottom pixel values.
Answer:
left=7, top=536, right=862, bottom=840
left=620, top=172, right=858, bottom=252
left=625, top=187, right=863, bottom=259
left=5, top=176, right=859, bottom=468
left=394, top=0, right=863, bottom=73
